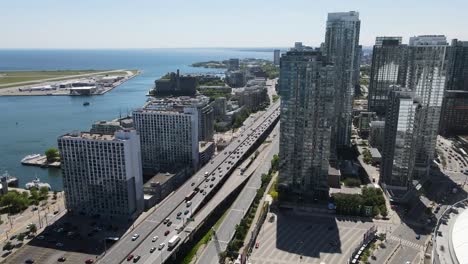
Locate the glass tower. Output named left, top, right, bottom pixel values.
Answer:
left=368, top=37, right=408, bottom=116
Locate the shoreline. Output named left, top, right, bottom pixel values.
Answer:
left=0, top=69, right=141, bottom=97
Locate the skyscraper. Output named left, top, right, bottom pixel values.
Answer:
left=439, top=39, right=468, bottom=136
left=446, top=39, right=468, bottom=91
left=278, top=48, right=335, bottom=199
left=273, top=49, right=281, bottom=65
left=368, top=37, right=408, bottom=115
left=323, top=11, right=361, bottom=152
left=381, top=89, right=421, bottom=198
left=58, top=129, right=144, bottom=218
left=407, top=35, right=448, bottom=179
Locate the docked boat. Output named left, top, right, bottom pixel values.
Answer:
left=83, top=102, right=90, bottom=106
left=21, top=154, right=41, bottom=163
left=25, top=177, right=51, bottom=190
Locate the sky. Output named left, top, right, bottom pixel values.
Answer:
left=1, top=0, right=467, bottom=49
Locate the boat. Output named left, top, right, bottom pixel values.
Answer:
left=25, top=177, right=51, bottom=190
left=21, top=154, right=41, bottom=163
left=1, top=171, right=18, bottom=187
left=83, top=102, right=90, bottom=106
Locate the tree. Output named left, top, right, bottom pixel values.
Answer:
left=3, top=242, right=13, bottom=251
left=270, top=191, right=279, bottom=201
left=39, top=187, right=49, bottom=200
left=17, top=233, right=25, bottom=241
left=45, top=147, right=60, bottom=162
left=380, top=205, right=388, bottom=218
left=271, top=154, right=280, bottom=172
left=28, top=224, right=37, bottom=234
left=372, top=206, right=381, bottom=217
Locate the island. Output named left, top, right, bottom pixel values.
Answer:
left=191, top=58, right=279, bottom=79
left=0, top=69, right=140, bottom=96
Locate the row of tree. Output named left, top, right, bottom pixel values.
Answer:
left=332, top=187, right=388, bottom=218
left=0, top=187, right=49, bottom=215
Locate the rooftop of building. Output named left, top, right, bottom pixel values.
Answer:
left=199, top=141, right=214, bottom=152
left=144, top=172, right=175, bottom=187
left=61, top=129, right=136, bottom=141
left=369, top=148, right=382, bottom=158
left=137, top=95, right=210, bottom=113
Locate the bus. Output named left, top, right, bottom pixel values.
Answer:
left=168, top=235, right=181, bottom=249
left=185, top=191, right=196, bottom=201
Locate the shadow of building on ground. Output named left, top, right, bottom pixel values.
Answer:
left=26, top=212, right=133, bottom=255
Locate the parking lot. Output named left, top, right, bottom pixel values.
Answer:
left=2, top=213, right=131, bottom=264
left=248, top=211, right=376, bottom=264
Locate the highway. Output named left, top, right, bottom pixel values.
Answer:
left=99, top=101, right=280, bottom=264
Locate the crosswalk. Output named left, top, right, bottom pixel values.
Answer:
left=387, top=235, right=423, bottom=250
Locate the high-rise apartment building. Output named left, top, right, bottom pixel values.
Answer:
left=439, top=90, right=468, bottom=136
left=273, top=50, right=281, bottom=65
left=407, top=35, right=448, bottom=180
left=323, top=11, right=361, bottom=151
left=381, top=89, right=421, bottom=198
left=133, top=97, right=201, bottom=173
left=368, top=37, right=408, bottom=115
left=228, top=58, right=240, bottom=71
left=278, top=49, right=335, bottom=199
left=58, top=130, right=144, bottom=218
left=446, top=39, right=468, bottom=91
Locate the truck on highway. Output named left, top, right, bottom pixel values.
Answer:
left=185, top=191, right=196, bottom=201
left=168, top=235, right=181, bottom=249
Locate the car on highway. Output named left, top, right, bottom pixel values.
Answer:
left=85, top=259, right=95, bottom=264
left=158, top=243, right=166, bottom=250
left=150, top=247, right=156, bottom=253
left=184, top=210, right=190, bottom=215
left=58, top=256, right=67, bottom=262
left=56, top=242, right=64, bottom=247
left=131, top=234, right=139, bottom=241
left=177, top=212, right=182, bottom=217
left=167, top=221, right=172, bottom=226
left=126, top=254, right=134, bottom=261
left=255, top=242, right=259, bottom=248
left=164, top=230, right=170, bottom=236
left=133, top=255, right=141, bottom=262
left=211, top=177, right=215, bottom=181
left=25, top=259, right=34, bottom=264
left=186, top=201, right=192, bottom=207
left=191, top=182, right=195, bottom=186
left=152, top=236, right=158, bottom=242
left=210, top=184, right=214, bottom=188
left=163, top=218, right=170, bottom=224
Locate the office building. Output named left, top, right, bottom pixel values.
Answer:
left=226, top=70, right=246, bottom=88
left=407, top=35, right=448, bottom=180
left=58, top=130, right=144, bottom=218
left=356, top=111, right=376, bottom=138
left=274, top=49, right=281, bottom=65
left=446, top=39, right=468, bottom=91
left=152, top=69, right=197, bottom=96
left=323, top=11, right=361, bottom=151
left=278, top=49, right=335, bottom=199
left=368, top=37, right=408, bottom=115
left=381, top=89, right=421, bottom=199
left=133, top=97, right=201, bottom=172
left=228, top=58, right=240, bottom=71
left=439, top=90, right=468, bottom=136
left=369, top=120, right=385, bottom=151
left=234, top=85, right=269, bottom=112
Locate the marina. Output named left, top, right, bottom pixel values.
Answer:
left=21, top=154, right=61, bottom=168
left=24, top=177, right=51, bottom=190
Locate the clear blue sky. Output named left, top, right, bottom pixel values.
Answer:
left=1, top=0, right=467, bottom=49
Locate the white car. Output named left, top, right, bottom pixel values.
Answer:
left=131, top=234, right=140, bottom=241
left=158, top=243, right=165, bottom=250
left=152, top=236, right=158, bottom=242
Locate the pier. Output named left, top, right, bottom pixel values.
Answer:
left=21, top=155, right=61, bottom=168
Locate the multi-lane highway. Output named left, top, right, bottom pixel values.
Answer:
left=99, top=101, right=280, bottom=264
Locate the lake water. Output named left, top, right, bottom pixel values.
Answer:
left=0, top=48, right=273, bottom=190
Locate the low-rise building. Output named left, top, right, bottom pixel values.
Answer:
left=143, top=168, right=190, bottom=207
left=199, top=141, right=215, bottom=167
left=234, top=86, right=269, bottom=112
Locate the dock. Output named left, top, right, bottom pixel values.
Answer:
left=21, top=155, right=61, bottom=168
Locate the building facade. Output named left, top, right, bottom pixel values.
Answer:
left=407, top=35, right=448, bottom=180
left=446, top=39, right=468, bottom=91
left=228, top=58, right=240, bottom=71
left=439, top=90, right=468, bottom=136
left=274, top=49, right=281, bottom=65
left=278, top=49, right=335, bottom=199
left=368, top=37, right=408, bottom=115
left=369, top=120, right=385, bottom=151
left=235, top=86, right=269, bottom=112
left=381, top=89, right=421, bottom=196
left=133, top=98, right=200, bottom=172
left=153, top=69, right=197, bottom=96
left=323, top=11, right=361, bottom=152
left=58, top=130, right=144, bottom=218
